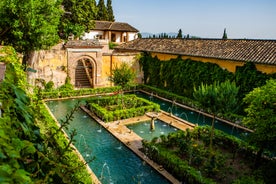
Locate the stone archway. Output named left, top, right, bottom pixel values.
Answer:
left=65, top=42, right=104, bottom=88
left=75, top=57, right=96, bottom=88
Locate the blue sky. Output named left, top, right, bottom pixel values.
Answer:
left=111, top=0, right=276, bottom=39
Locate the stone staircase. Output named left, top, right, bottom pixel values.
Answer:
left=75, top=66, right=91, bottom=88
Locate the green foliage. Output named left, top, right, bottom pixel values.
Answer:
left=106, top=0, right=115, bottom=21
left=44, top=81, right=55, bottom=91
left=193, top=81, right=239, bottom=115
left=109, top=42, right=118, bottom=49
left=177, top=29, right=183, bottom=38
left=235, top=62, right=272, bottom=101
left=139, top=53, right=233, bottom=98
left=193, top=81, right=239, bottom=154
left=142, top=126, right=266, bottom=183
left=0, top=0, right=62, bottom=66
left=243, top=79, right=276, bottom=166
left=97, top=0, right=108, bottom=21
left=109, top=62, right=136, bottom=88
left=87, top=94, right=160, bottom=122
left=60, top=0, right=97, bottom=39
left=0, top=46, right=92, bottom=183
left=222, top=28, right=228, bottom=39
left=58, top=77, right=74, bottom=91
left=40, top=86, right=122, bottom=99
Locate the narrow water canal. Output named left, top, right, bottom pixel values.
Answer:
left=46, top=99, right=170, bottom=184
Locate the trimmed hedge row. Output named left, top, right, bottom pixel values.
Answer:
left=87, top=94, right=160, bottom=122
left=142, top=142, right=215, bottom=184
left=40, top=86, right=122, bottom=99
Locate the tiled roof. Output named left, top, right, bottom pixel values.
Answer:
left=94, top=21, right=139, bottom=32
left=116, top=38, right=276, bottom=65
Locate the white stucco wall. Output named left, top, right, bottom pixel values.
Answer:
left=128, top=32, right=138, bottom=41
left=82, top=31, right=104, bottom=40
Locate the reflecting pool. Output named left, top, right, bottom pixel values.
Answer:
left=46, top=99, right=170, bottom=184
left=135, top=91, right=248, bottom=138
left=127, top=120, right=178, bottom=141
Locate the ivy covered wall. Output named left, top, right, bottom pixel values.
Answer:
left=139, top=52, right=276, bottom=103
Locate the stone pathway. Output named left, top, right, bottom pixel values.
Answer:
left=81, top=106, right=195, bottom=184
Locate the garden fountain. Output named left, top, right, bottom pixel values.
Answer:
left=100, top=162, right=113, bottom=184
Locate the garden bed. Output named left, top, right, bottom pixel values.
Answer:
left=87, top=94, right=160, bottom=122
left=142, top=126, right=273, bottom=184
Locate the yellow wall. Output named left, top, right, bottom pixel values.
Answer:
left=151, top=52, right=276, bottom=74
left=102, top=53, right=143, bottom=86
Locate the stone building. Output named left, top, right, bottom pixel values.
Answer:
left=27, top=40, right=141, bottom=88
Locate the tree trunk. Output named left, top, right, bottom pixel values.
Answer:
left=22, top=50, right=36, bottom=70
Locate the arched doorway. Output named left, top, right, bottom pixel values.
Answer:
left=75, top=58, right=94, bottom=88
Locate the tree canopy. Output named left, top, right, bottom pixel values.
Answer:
left=222, top=28, right=228, bottom=39
left=177, top=29, right=183, bottom=38
left=60, top=0, right=98, bottom=39
left=109, top=62, right=136, bottom=88
left=243, top=79, right=276, bottom=166
left=106, top=0, right=115, bottom=22
left=193, top=80, right=239, bottom=154
left=97, top=0, right=108, bottom=21
left=0, top=0, right=62, bottom=66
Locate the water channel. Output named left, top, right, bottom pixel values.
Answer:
left=46, top=99, right=171, bottom=184
left=135, top=91, right=248, bottom=138
left=46, top=91, right=250, bottom=183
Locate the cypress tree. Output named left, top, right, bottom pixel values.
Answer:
left=177, top=29, right=183, bottom=38
left=97, top=0, right=108, bottom=21
left=107, top=0, right=115, bottom=21
left=222, top=28, right=228, bottom=39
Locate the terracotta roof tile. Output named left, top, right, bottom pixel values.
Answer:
left=94, top=21, right=139, bottom=32
left=116, top=38, right=276, bottom=65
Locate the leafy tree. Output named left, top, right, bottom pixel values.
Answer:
left=60, top=0, right=97, bottom=39
left=97, top=0, right=108, bottom=21
left=177, top=29, right=183, bottom=38
left=109, top=62, right=136, bottom=88
left=222, top=28, right=228, bottom=39
left=106, top=0, right=115, bottom=21
left=243, top=79, right=276, bottom=167
left=0, top=0, right=62, bottom=67
left=193, top=81, right=239, bottom=155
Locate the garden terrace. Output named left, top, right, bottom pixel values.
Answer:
left=87, top=94, right=160, bottom=122
left=142, top=126, right=274, bottom=184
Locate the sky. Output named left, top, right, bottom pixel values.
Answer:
left=111, top=0, right=276, bottom=39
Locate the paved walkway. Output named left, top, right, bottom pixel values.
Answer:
left=81, top=106, right=196, bottom=184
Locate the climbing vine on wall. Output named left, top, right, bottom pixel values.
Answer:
left=139, top=53, right=276, bottom=115
left=139, top=53, right=233, bottom=98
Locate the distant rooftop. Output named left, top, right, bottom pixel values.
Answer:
left=116, top=38, right=276, bottom=65
left=94, top=21, right=139, bottom=33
